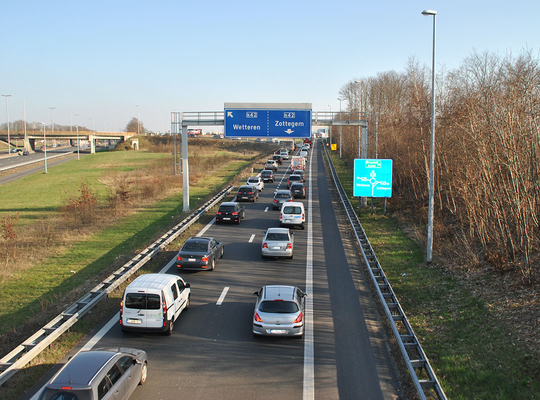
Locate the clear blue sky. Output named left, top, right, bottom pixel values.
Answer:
left=1, top=0, right=538, bottom=133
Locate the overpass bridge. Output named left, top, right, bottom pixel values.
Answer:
left=0, top=131, right=137, bottom=154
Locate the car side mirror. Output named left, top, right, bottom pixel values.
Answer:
left=185, top=283, right=191, bottom=288
left=253, top=291, right=259, bottom=296
left=134, top=358, right=142, bottom=365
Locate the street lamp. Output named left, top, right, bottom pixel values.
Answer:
left=49, top=107, right=55, bottom=149
left=74, top=113, right=80, bottom=160
left=422, top=9, right=437, bottom=263
left=338, top=98, right=344, bottom=158
left=136, top=105, right=140, bottom=136
left=2, top=94, right=11, bottom=154
left=41, top=122, right=48, bottom=173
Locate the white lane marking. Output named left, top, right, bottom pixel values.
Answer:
left=249, top=234, right=256, bottom=243
left=264, top=207, right=269, bottom=212
left=216, top=287, right=229, bottom=305
left=197, top=218, right=216, bottom=237
left=303, top=141, right=315, bottom=400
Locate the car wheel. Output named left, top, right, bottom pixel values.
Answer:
left=210, top=258, right=215, bottom=270
left=289, top=254, right=293, bottom=259
left=236, top=218, right=240, bottom=225
left=261, top=254, right=266, bottom=259
left=301, top=223, right=305, bottom=230
left=220, top=247, right=224, bottom=258
left=166, top=319, right=174, bottom=336
left=185, top=295, right=191, bottom=310
left=215, top=220, right=220, bottom=225
left=139, top=362, right=148, bottom=385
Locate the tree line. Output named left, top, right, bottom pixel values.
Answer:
left=337, top=50, right=540, bottom=284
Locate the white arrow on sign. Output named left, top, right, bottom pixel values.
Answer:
left=227, top=111, right=234, bottom=118
left=285, top=129, right=294, bottom=134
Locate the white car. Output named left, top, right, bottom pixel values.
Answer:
left=247, top=176, right=264, bottom=191
left=280, top=150, right=289, bottom=160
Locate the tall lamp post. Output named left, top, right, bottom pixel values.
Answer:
left=49, top=107, right=55, bottom=149
left=2, top=94, right=11, bottom=154
left=136, top=105, right=140, bottom=135
left=337, top=97, right=343, bottom=158
left=41, top=123, right=48, bottom=173
left=422, top=9, right=437, bottom=263
left=74, top=113, right=80, bottom=160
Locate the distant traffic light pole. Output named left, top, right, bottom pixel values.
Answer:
left=422, top=9, right=437, bottom=263
left=2, top=94, right=11, bottom=154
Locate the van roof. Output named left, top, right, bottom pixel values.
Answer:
left=127, top=273, right=176, bottom=292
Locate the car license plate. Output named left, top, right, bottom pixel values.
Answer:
left=188, top=258, right=196, bottom=262
left=294, top=215, right=301, bottom=218
left=269, top=329, right=287, bottom=334
left=273, top=246, right=281, bottom=250
left=223, top=217, right=230, bottom=220
left=241, top=196, right=248, bottom=199
left=127, top=319, right=141, bottom=324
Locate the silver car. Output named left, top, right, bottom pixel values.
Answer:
left=261, top=227, right=294, bottom=259
left=39, top=348, right=148, bottom=400
left=253, top=285, right=306, bottom=337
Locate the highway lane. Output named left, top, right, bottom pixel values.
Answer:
left=27, top=140, right=401, bottom=399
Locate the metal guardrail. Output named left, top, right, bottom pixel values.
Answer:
left=322, top=143, right=446, bottom=400
left=0, top=185, right=234, bottom=386
left=0, top=152, right=74, bottom=172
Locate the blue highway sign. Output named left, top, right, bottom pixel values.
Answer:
left=353, top=159, right=393, bottom=198
left=225, top=107, right=312, bottom=138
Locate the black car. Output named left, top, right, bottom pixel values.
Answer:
left=177, top=236, right=224, bottom=271
left=272, top=154, right=283, bottom=165
left=290, top=183, right=306, bottom=199
left=236, top=185, right=259, bottom=202
left=216, top=202, right=245, bottom=224
left=260, top=170, right=275, bottom=183
left=272, top=189, right=294, bottom=210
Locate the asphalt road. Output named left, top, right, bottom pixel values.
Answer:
left=27, top=140, right=401, bottom=400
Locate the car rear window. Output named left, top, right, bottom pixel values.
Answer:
left=40, top=389, right=93, bottom=400
left=275, top=193, right=291, bottom=198
left=247, top=178, right=259, bottom=183
left=283, top=206, right=302, bottom=214
left=266, top=233, right=290, bottom=241
left=259, top=301, right=299, bottom=313
left=125, top=293, right=161, bottom=310
left=261, top=171, right=271, bottom=176
left=182, top=242, right=208, bottom=251
left=219, top=206, right=236, bottom=212
left=291, top=184, right=303, bottom=190
left=289, top=175, right=301, bottom=181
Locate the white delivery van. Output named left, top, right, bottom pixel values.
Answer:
left=120, top=273, right=191, bottom=335
left=280, top=201, right=306, bottom=230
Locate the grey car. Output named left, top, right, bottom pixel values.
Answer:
left=39, top=348, right=148, bottom=400
left=272, top=189, right=294, bottom=210
left=253, top=285, right=306, bottom=337
left=261, top=227, right=294, bottom=259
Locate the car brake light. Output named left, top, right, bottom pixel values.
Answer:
left=162, top=300, right=167, bottom=314
left=274, top=299, right=283, bottom=301
left=263, top=243, right=268, bottom=249
left=249, top=191, right=254, bottom=195
left=201, top=256, right=209, bottom=262
left=232, top=211, right=238, bottom=215
left=273, top=199, right=278, bottom=203
left=177, top=256, right=183, bottom=261
left=217, top=211, right=222, bottom=215
left=286, top=243, right=292, bottom=249
left=294, top=312, right=303, bottom=323
left=120, top=300, right=123, bottom=313
left=61, top=387, right=73, bottom=390
left=254, top=311, right=263, bottom=322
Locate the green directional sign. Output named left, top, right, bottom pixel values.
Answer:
left=353, top=159, right=393, bottom=198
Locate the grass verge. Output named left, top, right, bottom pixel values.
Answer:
left=328, top=152, right=540, bottom=400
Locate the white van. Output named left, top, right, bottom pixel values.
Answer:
left=120, top=273, right=191, bottom=335
left=280, top=201, right=306, bottom=230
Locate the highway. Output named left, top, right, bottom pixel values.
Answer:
left=27, top=140, right=401, bottom=400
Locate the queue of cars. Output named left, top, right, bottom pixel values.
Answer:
left=39, top=143, right=311, bottom=399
